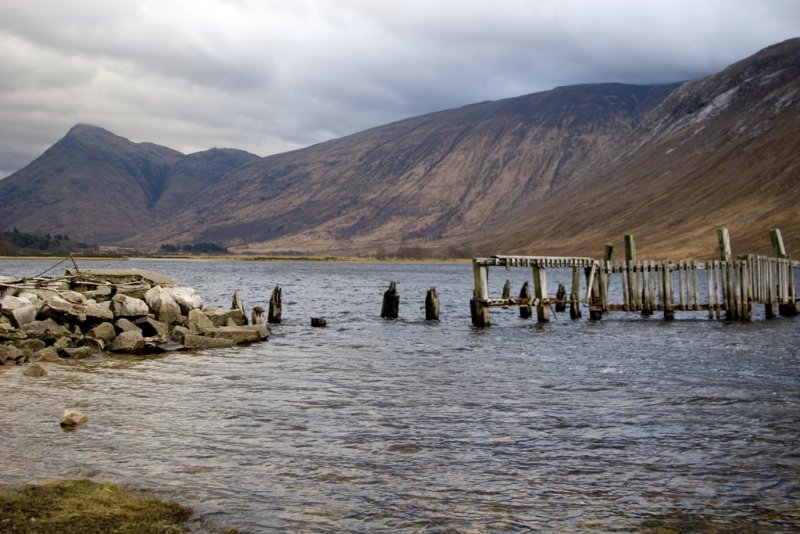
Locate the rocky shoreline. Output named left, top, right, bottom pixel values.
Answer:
left=0, top=268, right=268, bottom=368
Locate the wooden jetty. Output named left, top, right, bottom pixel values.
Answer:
left=470, top=229, right=799, bottom=326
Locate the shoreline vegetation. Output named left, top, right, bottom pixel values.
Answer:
left=0, top=479, right=235, bottom=533
left=0, top=254, right=471, bottom=264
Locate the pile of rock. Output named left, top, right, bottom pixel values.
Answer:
left=0, top=268, right=269, bottom=367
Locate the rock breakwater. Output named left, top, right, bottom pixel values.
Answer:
left=0, top=268, right=268, bottom=367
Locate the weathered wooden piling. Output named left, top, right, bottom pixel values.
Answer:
left=471, top=260, right=490, bottom=327
left=425, top=288, right=440, bottom=321
left=231, top=291, right=248, bottom=325
left=381, top=281, right=400, bottom=319
left=555, top=283, right=567, bottom=312
left=570, top=267, right=582, bottom=319
left=502, top=279, right=511, bottom=299
left=532, top=266, right=549, bottom=322
left=469, top=228, right=798, bottom=325
left=518, top=281, right=532, bottom=319
left=311, top=317, right=327, bottom=327
left=268, top=286, right=282, bottom=324
left=251, top=306, right=266, bottom=325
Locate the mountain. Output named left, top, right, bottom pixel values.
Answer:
left=476, top=37, right=800, bottom=259
left=125, top=82, right=678, bottom=254
left=0, top=125, right=258, bottom=243
left=2, top=39, right=798, bottom=258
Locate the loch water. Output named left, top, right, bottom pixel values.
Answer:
left=1, top=258, right=798, bottom=532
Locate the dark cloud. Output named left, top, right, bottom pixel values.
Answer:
left=1, top=0, right=798, bottom=177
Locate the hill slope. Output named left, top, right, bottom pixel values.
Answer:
left=126, top=82, right=677, bottom=254
left=0, top=125, right=258, bottom=243
left=479, top=37, right=800, bottom=259
left=2, top=39, right=797, bottom=258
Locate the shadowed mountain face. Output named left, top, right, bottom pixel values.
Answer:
left=123, top=82, right=678, bottom=253
left=0, top=125, right=258, bottom=243
left=2, top=39, right=798, bottom=258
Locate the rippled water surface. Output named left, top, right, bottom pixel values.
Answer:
left=1, top=258, right=799, bottom=532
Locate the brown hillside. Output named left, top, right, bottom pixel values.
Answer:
left=126, top=83, right=676, bottom=253
left=479, top=38, right=800, bottom=259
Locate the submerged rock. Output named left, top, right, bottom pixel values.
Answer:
left=60, top=409, right=88, bottom=427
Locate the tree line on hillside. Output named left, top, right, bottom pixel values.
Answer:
left=159, top=242, right=228, bottom=254
left=0, top=228, right=98, bottom=256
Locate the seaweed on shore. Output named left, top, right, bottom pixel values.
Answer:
left=0, top=479, right=204, bottom=533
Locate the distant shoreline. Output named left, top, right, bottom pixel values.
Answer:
left=0, top=254, right=470, bottom=264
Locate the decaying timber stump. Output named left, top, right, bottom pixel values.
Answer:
left=555, top=283, right=567, bottom=312
left=381, top=281, right=400, bottom=319
left=231, top=291, right=248, bottom=325
left=251, top=306, right=266, bottom=325
left=425, top=288, right=440, bottom=321
left=502, top=280, right=511, bottom=299
left=268, top=286, right=282, bottom=324
left=519, top=281, right=532, bottom=319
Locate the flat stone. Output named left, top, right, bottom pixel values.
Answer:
left=60, top=346, right=98, bottom=359
left=108, top=330, right=145, bottom=353
left=165, top=287, right=203, bottom=314
left=110, top=294, right=150, bottom=318
left=182, top=334, right=235, bottom=349
left=21, top=319, right=71, bottom=341
left=66, top=268, right=176, bottom=287
left=61, top=291, right=86, bottom=304
left=8, top=304, right=37, bottom=328
left=187, top=309, right=214, bottom=332
left=0, top=345, right=25, bottom=365
left=17, top=339, right=46, bottom=352
left=170, top=325, right=191, bottom=344
left=134, top=317, right=169, bottom=338
left=78, top=337, right=105, bottom=352
left=115, top=318, right=142, bottom=333
left=33, top=347, right=60, bottom=362
left=44, top=296, right=114, bottom=324
left=23, top=363, right=48, bottom=377
left=145, top=286, right=182, bottom=325
left=204, top=325, right=269, bottom=344
left=204, top=307, right=245, bottom=327
left=89, top=322, right=117, bottom=343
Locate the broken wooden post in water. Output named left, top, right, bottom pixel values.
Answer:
left=251, top=306, right=266, bottom=325
left=502, top=279, right=511, bottom=299
left=570, top=266, right=582, bottom=319
left=772, top=228, right=797, bottom=317
left=532, top=265, right=549, bottom=322
left=470, top=260, right=490, bottom=327
left=381, top=281, right=400, bottom=319
left=311, top=317, right=327, bottom=327
left=268, top=286, right=282, bottom=324
left=469, top=228, right=798, bottom=325
left=555, top=283, right=567, bottom=312
left=231, top=290, right=248, bottom=325
left=425, top=288, right=440, bottom=321
left=518, top=281, right=532, bottom=319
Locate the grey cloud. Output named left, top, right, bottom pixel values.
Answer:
left=1, top=0, right=798, bottom=177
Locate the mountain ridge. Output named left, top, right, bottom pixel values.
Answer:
left=1, top=38, right=797, bottom=258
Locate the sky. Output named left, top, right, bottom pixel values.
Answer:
left=1, top=0, right=798, bottom=178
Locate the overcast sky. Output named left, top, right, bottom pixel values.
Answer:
left=1, top=0, right=798, bottom=177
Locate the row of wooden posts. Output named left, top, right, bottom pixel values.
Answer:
left=470, top=228, right=799, bottom=326
left=231, top=282, right=441, bottom=326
